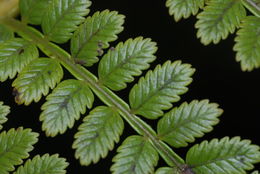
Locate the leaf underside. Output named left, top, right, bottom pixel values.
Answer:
left=40, top=79, right=94, bottom=137
left=98, top=37, right=157, bottom=91
left=42, top=0, right=92, bottom=43
left=166, top=0, right=204, bottom=21
left=157, top=100, right=223, bottom=148
left=196, top=0, right=246, bottom=45
left=186, top=137, right=260, bottom=174
left=111, top=135, right=159, bottom=174
left=12, top=58, right=63, bottom=105
left=14, top=154, right=68, bottom=174
left=0, top=102, right=10, bottom=130
left=129, top=60, right=194, bottom=119
left=19, top=0, right=51, bottom=25
left=0, top=38, right=38, bottom=82
left=0, top=127, right=39, bottom=174
left=0, top=24, right=14, bottom=43
left=234, top=16, right=260, bottom=71
left=71, top=10, right=125, bottom=67
left=73, top=106, right=124, bottom=165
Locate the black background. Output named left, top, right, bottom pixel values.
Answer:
left=0, top=0, right=260, bottom=173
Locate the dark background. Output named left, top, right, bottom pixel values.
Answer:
left=0, top=0, right=260, bottom=173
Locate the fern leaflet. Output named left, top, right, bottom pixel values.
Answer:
left=13, top=154, right=68, bottom=174
left=234, top=16, right=260, bottom=71
left=111, top=135, right=159, bottom=174
left=12, top=58, right=63, bottom=105
left=0, top=102, right=10, bottom=130
left=195, top=0, right=246, bottom=45
left=71, top=10, right=124, bottom=66
left=73, top=106, right=124, bottom=165
left=155, top=167, right=178, bottom=174
left=166, top=0, right=204, bottom=21
left=0, top=127, right=38, bottom=174
left=0, top=24, right=14, bottom=43
left=186, top=137, right=260, bottom=174
left=19, top=0, right=51, bottom=25
left=0, top=38, right=38, bottom=82
left=41, top=0, right=91, bottom=43
left=40, top=79, right=94, bottom=137
left=129, top=60, right=194, bottom=119
left=98, top=37, right=157, bottom=91
left=157, top=100, right=223, bottom=148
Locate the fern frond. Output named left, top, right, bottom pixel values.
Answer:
left=40, top=79, right=94, bottom=137
left=14, top=154, right=68, bottom=174
left=12, top=58, right=63, bottom=105
left=186, top=137, right=260, bottom=174
left=234, top=16, right=260, bottom=71
left=0, top=38, right=38, bottom=82
left=195, top=0, right=246, bottom=45
left=129, top=60, right=194, bottom=119
left=19, top=0, right=51, bottom=25
left=98, top=37, right=157, bottom=91
left=157, top=100, right=223, bottom=148
left=71, top=10, right=124, bottom=67
left=0, top=127, right=39, bottom=174
left=0, top=102, right=10, bottom=130
left=111, top=135, right=159, bottom=174
left=41, top=0, right=91, bottom=43
left=155, top=167, right=178, bottom=174
left=73, top=106, right=124, bottom=165
left=252, top=171, right=260, bottom=174
left=166, top=0, right=204, bottom=21
left=0, top=24, right=14, bottom=43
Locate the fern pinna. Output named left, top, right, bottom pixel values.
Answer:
left=166, top=0, right=260, bottom=71
left=0, top=0, right=260, bottom=173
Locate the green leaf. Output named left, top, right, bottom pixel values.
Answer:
left=19, top=0, right=51, bottom=25
left=71, top=10, right=125, bottom=67
left=13, top=154, right=68, bottom=174
left=252, top=171, right=259, bottom=174
left=0, top=38, right=38, bottom=82
left=0, top=127, right=39, bottom=174
left=129, top=60, right=194, bottom=119
left=73, top=106, right=124, bottom=165
left=12, top=58, right=63, bottom=105
left=195, top=0, right=246, bottom=45
left=42, top=0, right=91, bottom=43
left=0, top=102, right=10, bottom=130
left=234, top=16, right=260, bottom=71
left=0, top=24, right=14, bottom=43
left=157, top=100, right=223, bottom=148
left=155, top=167, right=179, bottom=174
left=111, top=135, right=159, bottom=174
left=166, top=0, right=204, bottom=21
left=98, top=37, right=157, bottom=91
left=40, top=79, right=94, bottom=137
left=186, top=137, right=260, bottom=174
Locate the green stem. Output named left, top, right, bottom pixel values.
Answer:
left=242, top=0, right=260, bottom=17
left=0, top=17, right=185, bottom=169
